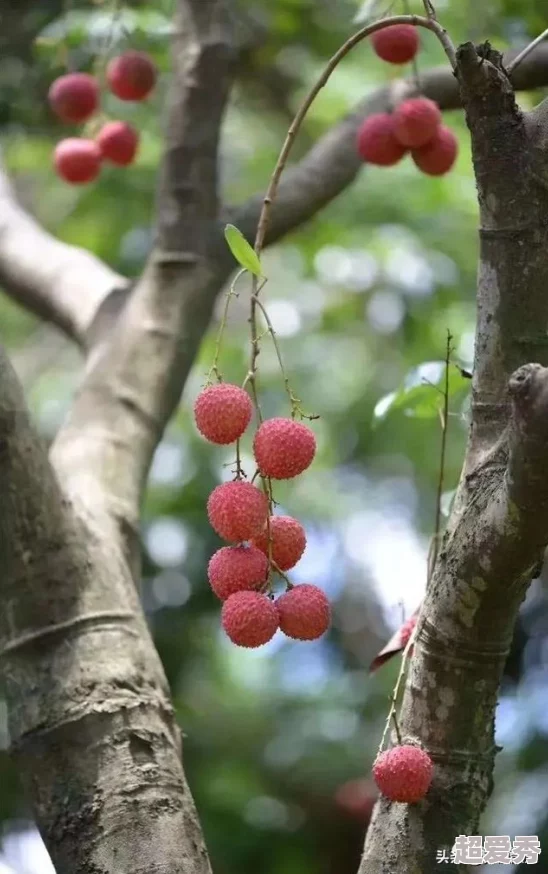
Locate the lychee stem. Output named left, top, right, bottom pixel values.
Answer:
left=207, top=268, right=246, bottom=386
left=378, top=620, right=418, bottom=755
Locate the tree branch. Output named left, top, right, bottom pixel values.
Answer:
left=361, top=43, right=548, bottom=873
left=231, top=43, right=548, bottom=247
left=51, top=0, right=237, bottom=562
left=0, top=342, right=208, bottom=874
left=0, top=155, right=128, bottom=347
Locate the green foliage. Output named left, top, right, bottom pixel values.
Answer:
left=224, top=224, right=264, bottom=277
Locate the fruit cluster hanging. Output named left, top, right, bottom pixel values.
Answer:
left=48, top=51, right=157, bottom=184
left=357, top=25, right=458, bottom=175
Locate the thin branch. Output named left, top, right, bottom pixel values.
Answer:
left=507, top=26, right=548, bottom=75
left=431, top=330, right=452, bottom=572
left=51, top=0, right=237, bottom=561
left=0, top=154, right=128, bottom=347
left=0, top=340, right=208, bottom=874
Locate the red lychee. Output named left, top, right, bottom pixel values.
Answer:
left=107, top=51, right=157, bottom=101
left=252, top=516, right=306, bottom=571
left=48, top=73, right=99, bottom=123
left=221, top=590, right=279, bottom=648
left=253, top=418, right=316, bottom=480
left=371, top=25, right=419, bottom=64
left=96, top=121, right=139, bottom=166
left=392, top=98, right=441, bottom=148
left=357, top=114, right=407, bottom=167
left=412, top=126, right=458, bottom=176
left=54, top=138, right=102, bottom=185
left=276, top=584, right=330, bottom=641
left=194, top=384, right=253, bottom=445
left=208, top=545, right=268, bottom=601
left=373, top=745, right=433, bottom=803
left=207, top=481, right=268, bottom=542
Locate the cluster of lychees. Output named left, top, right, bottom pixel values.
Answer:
left=48, top=50, right=157, bottom=184
left=357, top=25, right=458, bottom=176
left=194, top=382, right=330, bottom=649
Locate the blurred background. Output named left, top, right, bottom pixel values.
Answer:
left=1, top=0, right=548, bottom=871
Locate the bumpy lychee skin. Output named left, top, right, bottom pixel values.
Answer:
left=207, top=481, right=268, bottom=542
left=107, top=51, right=157, bottom=101
left=357, top=114, right=407, bottom=167
left=253, top=418, right=316, bottom=480
left=371, top=25, right=419, bottom=64
left=54, top=138, right=102, bottom=185
left=252, top=516, right=306, bottom=571
left=48, top=73, right=99, bottom=123
left=412, top=126, right=458, bottom=176
left=276, top=584, right=330, bottom=641
left=96, top=121, right=139, bottom=166
left=222, top=591, right=279, bottom=648
left=393, top=98, right=441, bottom=148
left=373, top=745, right=433, bottom=803
left=194, top=384, right=253, bottom=445
left=208, top=545, right=268, bottom=601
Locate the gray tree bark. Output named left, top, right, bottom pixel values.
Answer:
left=361, top=43, right=548, bottom=873
left=1, top=3, right=548, bottom=873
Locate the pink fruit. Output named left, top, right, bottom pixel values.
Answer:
left=357, top=114, right=407, bottom=167
left=276, top=584, right=330, bottom=641
left=96, top=121, right=139, bottom=166
left=107, top=51, right=157, bottom=101
left=208, top=545, right=268, bottom=600
left=253, top=418, right=316, bottom=480
left=48, top=73, right=99, bottom=123
left=222, top=591, right=279, bottom=648
left=207, top=481, right=268, bottom=542
left=54, top=138, right=101, bottom=184
left=194, top=384, right=252, bottom=445
left=373, top=745, right=433, bottom=803
left=371, top=25, right=419, bottom=64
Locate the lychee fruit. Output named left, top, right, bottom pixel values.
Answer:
left=96, top=121, right=139, bottom=166
left=252, top=516, right=306, bottom=571
left=276, top=584, right=330, bottom=641
left=207, top=481, right=268, bottom=542
left=253, top=418, right=316, bottom=480
left=371, top=25, right=419, bottom=64
left=208, top=545, right=268, bottom=600
left=48, top=73, right=99, bottom=123
left=373, top=745, right=433, bottom=803
left=194, top=384, right=253, bottom=445
left=392, top=98, right=441, bottom=148
left=54, top=138, right=102, bottom=185
left=107, top=51, right=157, bottom=101
left=221, top=590, right=279, bottom=648
left=357, top=114, right=407, bottom=167
left=412, top=126, right=458, bottom=176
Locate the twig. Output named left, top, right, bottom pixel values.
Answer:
left=422, top=0, right=437, bottom=20
left=431, top=330, right=452, bottom=573
left=403, top=0, right=422, bottom=93
left=378, top=624, right=417, bottom=753
left=207, top=268, right=246, bottom=384
left=507, top=27, right=548, bottom=75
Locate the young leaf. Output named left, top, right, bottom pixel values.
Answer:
left=224, top=225, right=263, bottom=277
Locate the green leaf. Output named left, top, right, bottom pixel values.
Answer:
left=373, top=361, right=470, bottom=425
left=224, top=225, right=263, bottom=277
